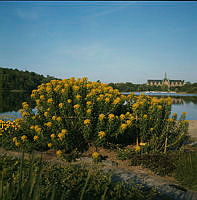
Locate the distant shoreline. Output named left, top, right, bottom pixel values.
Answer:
left=0, top=89, right=197, bottom=94
left=122, top=91, right=197, bottom=95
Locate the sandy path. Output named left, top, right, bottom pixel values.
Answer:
left=188, top=120, right=197, bottom=139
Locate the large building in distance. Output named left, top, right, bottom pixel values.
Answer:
left=147, top=73, right=185, bottom=88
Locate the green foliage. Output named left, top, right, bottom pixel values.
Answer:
left=0, top=153, right=159, bottom=200
left=129, top=153, right=178, bottom=176
left=117, top=147, right=197, bottom=191
left=0, top=91, right=32, bottom=113
left=117, top=148, right=136, bottom=160
left=0, top=78, right=189, bottom=156
left=13, top=78, right=134, bottom=153
left=0, top=67, right=58, bottom=91
left=174, top=151, right=197, bottom=190
left=117, top=148, right=178, bottom=176
left=178, top=82, right=197, bottom=93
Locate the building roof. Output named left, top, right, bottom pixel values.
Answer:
left=147, top=80, right=163, bottom=82
left=169, top=80, right=184, bottom=82
left=147, top=80, right=184, bottom=82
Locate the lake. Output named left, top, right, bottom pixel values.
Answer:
left=0, top=91, right=197, bottom=120
left=130, top=92, right=197, bottom=120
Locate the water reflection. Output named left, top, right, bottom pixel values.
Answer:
left=153, top=96, right=197, bottom=105
left=124, top=92, right=197, bottom=120
left=177, top=96, right=197, bottom=105
left=0, top=91, right=32, bottom=113
left=0, top=91, right=197, bottom=120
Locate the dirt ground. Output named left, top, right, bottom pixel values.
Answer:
left=188, top=120, right=197, bottom=139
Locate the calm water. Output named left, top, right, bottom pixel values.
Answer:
left=0, top=91, right=197, bottom=120
left=130, top=92, right=197, bottom=120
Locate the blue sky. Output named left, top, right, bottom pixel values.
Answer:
left=0, top=1, right=197, bottom=83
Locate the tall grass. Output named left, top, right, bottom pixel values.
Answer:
left=0, top=152, right=159, bottom=200
left=175, top=151, right=197, bottom=191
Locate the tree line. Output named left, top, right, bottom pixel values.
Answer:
left=108, top=82, right=197, bottom=93
left=0, top=67, right=58, bottom=92
left=0, top=67, right=196, bottom=94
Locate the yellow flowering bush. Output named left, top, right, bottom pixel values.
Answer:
left=0, top=119, right=20, bottom=149
left=14, top=77, right=135, bottom=153
left=127, top=94, right=189, bottom=153
left=0, top=78, right=189, bottom=155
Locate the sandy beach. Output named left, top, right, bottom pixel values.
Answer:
left=188, top=120, right=197, bottom=139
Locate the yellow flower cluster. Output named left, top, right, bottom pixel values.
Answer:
left=135, top=142, right=147, bottom=151
left=0, top=120, right=19, bottom=135
left=120, top=114, right=125, bottom=120
left=33, top=135, right=39, bottom=141
left=99, top=114, right=105, bottom=121
left=143, top=114, right=148, bottom=119
left=56, top=150, right=62, bottom=156
left=52, top=116, right=57, bottom=120
left=98, top=131, right=106, bottom=138
left=86, top=109, right=92, bottom=114
left=44, top=112, right=49, bottom=118
left=113, top=97, right=121, bottom=104
left=108, top=114, right=115, bottom=121
left=21, top=111, right=30, bottom=118
left=30, top=125, right=42, bottom=133
left=74, top=104, right=80, bottom=109
left=167, top=118, right=174, bottom=123
left=50, top=133, right=55, bottom=139
left=173, top=112, right=177, bottom=117
left=12, top=134, right=28, bottom=146
left=44, top=122, right=52, bottom=127
left=67, top=99, right=72, bottom=103
left=22, top=102, right=29, bottom=110
left=47, top=98, right=53, bottom=104
left=120, top=123, right=127, bottom=130
left=59, top=103, right=64, bottom=108
left=21, top=135, right=27, bottom=142
left=57, top=116, right=62, bottom=122
left=92, top=152, right=100, bottom=159
left=76, top=95, right=81, bottom=100
left=84, top=119, right=91, bottom=125
left=86, top=101, right=92, bottom=106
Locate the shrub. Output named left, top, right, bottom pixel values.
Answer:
left=0, top=153, right=160, bottom=200
left=127, top=94, right=189, bottom=153
left=0, top=119, right=22, bottom=150
left=14, top=78, right=135, bottom=153
left=0, top=77, right=189, bottom=155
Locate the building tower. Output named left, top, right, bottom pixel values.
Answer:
left=163, top=72, right=170, bottom=87
left=164, top=72, right=168, bottom=80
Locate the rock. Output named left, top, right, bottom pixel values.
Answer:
left=100, top=166, right=194, bottom=200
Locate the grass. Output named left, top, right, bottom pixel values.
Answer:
left=174, top=150, right=197, bottom=191
left=0, top=152, right=160, bottom=200
left=117, top=146, right=197, bottom=191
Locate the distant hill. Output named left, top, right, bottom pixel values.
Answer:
left=0, top=67, right=59, bottom=91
